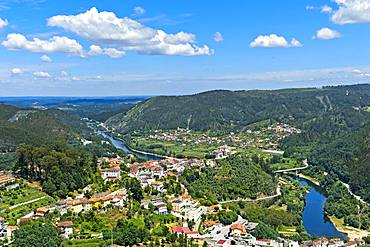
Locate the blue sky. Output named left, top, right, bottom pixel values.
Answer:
left=0, top=0, right=370, bottom=96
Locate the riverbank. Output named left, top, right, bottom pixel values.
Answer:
left=297, top=173, right=320, bottom=186
left=121, top=141, right=170, bottom=159
left=329, top=216, right=370, bottom=241
left=298, top=175, right=368, bottom=241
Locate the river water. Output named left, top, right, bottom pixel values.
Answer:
left=98, top=131, right=163, bottom=160
left=99, top=131, right=347, bottom=240
left=297, top=178, right=347, bottom=240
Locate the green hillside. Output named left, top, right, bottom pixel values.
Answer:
left=106, top=84, right=370, bottom=134
left=0, top=104, right=83, bottom=152
left=106, top=84, right=370, bottom=202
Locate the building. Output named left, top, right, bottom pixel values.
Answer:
left=57, top=221, right=73, bottom=239
left=0, top=176, right=15, bottom=187
left=34, top=207, right=49, bottom=219
left=6, top=226, right=17, bottom=242
left=99, top=165, right=121, bottom=181
left=230, top=223, right=246, bottom=236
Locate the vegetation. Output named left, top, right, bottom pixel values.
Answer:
left=13, top=221, right=62, bottom=247
left=106, top=84, right=369, bottom=133
left=181, top=154, right=276, bottom=204
left=13, top=143, right=97, bottom=198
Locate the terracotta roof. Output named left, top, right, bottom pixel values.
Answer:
left=57, top=221, right=73, bottom=227
left=230, top=223, right=245, bottom=232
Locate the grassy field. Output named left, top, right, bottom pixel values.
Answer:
left=62, top=238, right=107, bottom=247
left=278, top=225, right=298, bottom=236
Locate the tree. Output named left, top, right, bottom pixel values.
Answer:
left=13, top=222, right=61, bottom=247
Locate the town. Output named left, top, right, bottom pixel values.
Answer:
left=0, top=153, right=365, bottom=247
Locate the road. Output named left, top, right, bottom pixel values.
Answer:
left=273, top=159, right=309, bottom=173
left=219, top=183, right=281, bottom=204
left=340, top=181, right=369, bottom=205
left=9, top=196, right=46, bottom=210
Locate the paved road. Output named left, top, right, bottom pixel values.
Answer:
left=219, top=183, right=281, bottom=204
left=341, top=181, right=369, bottom=205
left=9, top=196, right=46, bottom=210
left=273, top=159, right=309, bottom=173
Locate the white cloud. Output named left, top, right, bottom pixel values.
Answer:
left=0, top=18, right=8, bottom=29
left=331, top=0, right=370, bottom=24
left=315, top=27, right=342, bottom=40
left=11, top=68, right=23, bottom=75
left=40, top=54, right=52, bottom=62
left=250, top=34, right=302, bottom=48
left=306, top=5, right=315, bottom=10
left=321, top=5, right=333, bottom=14
left=61, top=70, right=68, bottom=76
left=214, top=32, right=224, bottom=42
left=88, top=45, right=125, bottom=58
left=2, top=33, right=84, bottom=56
left=134, top=6, right=145, bottom=15
left=33, top=71, right=51, bottom=78
left=47, top=7, right=212, bottom=56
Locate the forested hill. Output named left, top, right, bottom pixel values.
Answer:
left=0, top=104, right=84, bottom=152
left=106, top=84, right=370, bottom=133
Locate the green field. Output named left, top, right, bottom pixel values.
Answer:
left=62, top=238, right=107, bottom=247
left=0, top=181, right=55, bottom=225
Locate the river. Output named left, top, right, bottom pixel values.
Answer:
left=98, top=131, right=163, bottom=161
left=99, top=131, right=347, bottom=240
left=297, top=178, right=347, bottom=240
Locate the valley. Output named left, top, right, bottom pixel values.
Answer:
left=0, top=84, right=369, bottom=246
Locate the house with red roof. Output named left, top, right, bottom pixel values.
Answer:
left=57, top=221, right=73, bottom=238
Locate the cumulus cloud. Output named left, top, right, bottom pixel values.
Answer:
left=11, top=68, right=23, bottom=75
left=214, top=32, right=224, bottom=42
left=0, top=18, right=8, bottom=29
left=134, top=6, right=145, bottom=15
left=250, top=34, right=302, bottom=48
left=331, top=0, right=370, bottom=24
left=2, top=33, right=84, bottom=56
left=88, top=45, right=125, bottom=58
left=61, top=70, right=68, bottom=76
left=33, top=71, right=51, bottom=78
left=47, top=7, right=212, bottom=56
left=315, top=27, right=341, bottom=40
left=40, top=54, right=52, bottom=62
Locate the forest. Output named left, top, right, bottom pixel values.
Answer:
left=180, top=154, right=276, bottom=205
left=13, top=143, right=97, bottom=198
left=106, top=84, right=369, bottom=134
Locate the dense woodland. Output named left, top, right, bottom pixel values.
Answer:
left=0, top=105, right=86, bottom=152
left=13, top=144, right=97, bottom=198
left=106, top=84, right=369, bottom=133
left=181, top=154, right=276, bottom=204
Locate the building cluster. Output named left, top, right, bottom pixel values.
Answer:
left=128, top=157, right=205, bottom=191
left=300, top=238, right=360, bottom=247
left=266, top=123, right=302, bottom=135
left=97, top=157, right=123, bottom=181
left=210, top=145, right=232, bottom=159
